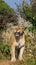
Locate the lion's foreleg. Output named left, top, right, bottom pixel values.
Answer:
left=18, top=47, right=24, bottom=60
left=11, top=45, right=16, bottom=62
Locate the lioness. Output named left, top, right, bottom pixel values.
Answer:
left=10, top=26, right=25, bottom=62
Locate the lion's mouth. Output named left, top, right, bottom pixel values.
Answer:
left=14, top=32, right=20, bottom=37
left=14, top=32, right=20, bottom=42
left=14, top=31, right=24, bottom=37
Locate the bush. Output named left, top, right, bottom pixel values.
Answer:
left=0, top=42, right=10, bottom=56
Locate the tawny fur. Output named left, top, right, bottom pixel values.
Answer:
left=10, top=26, right=25, bottom=62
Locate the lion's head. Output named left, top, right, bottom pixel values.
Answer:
left=12, top=26, right=24, bottom=37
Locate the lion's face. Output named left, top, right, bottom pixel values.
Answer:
left=12, top=26, right=24, bottom=37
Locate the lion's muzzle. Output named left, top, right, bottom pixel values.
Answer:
left=14, top=31, right=24, bottom=37
left=14, top=31, right=20, bottom=37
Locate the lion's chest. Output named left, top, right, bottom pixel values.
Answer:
left=15, top=36, right=24, bottom=48
left=15, top=36, right=20, bottom=42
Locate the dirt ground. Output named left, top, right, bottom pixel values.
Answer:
left=0, top=60, right=11, bottom=65
left=0, top=60, right=25, bottom=65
